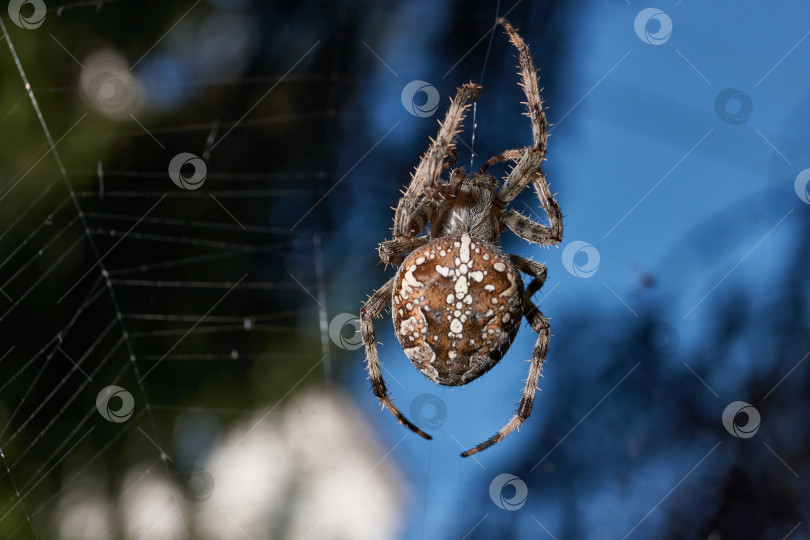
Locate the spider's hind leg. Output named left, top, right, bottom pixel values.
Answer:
left=361, top=276, right=431, bottom=441
left=461, top=254, right=549, bottom=457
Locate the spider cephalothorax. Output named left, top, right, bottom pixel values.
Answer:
left=429, top=168, right=502, bottom=241
left=362, top=19, right=562, bottom=457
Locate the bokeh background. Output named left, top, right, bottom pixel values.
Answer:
left=1, top=0, right=809, bottom=538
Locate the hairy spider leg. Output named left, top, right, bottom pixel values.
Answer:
left=393, top=83, right=481, bottom=239
left=361, top=276, right=431, bottom=440
left=461, top=254, right=549, bottom=457
left=493, top=19, right=562, bottom=247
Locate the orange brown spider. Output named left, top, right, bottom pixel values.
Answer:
left=361, top=19, right=562, bottom=457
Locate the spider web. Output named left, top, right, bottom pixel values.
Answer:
left=0, top=1, right=334, bottom=537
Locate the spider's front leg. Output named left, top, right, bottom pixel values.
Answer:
left=393, top=82, right=481, bottom=239
left=493, top=20, right=562, bottom=246
left=497, top=18, right=547, bottom=158
left=477, top=148, right=523, bottom=175
left=462, top=255, right=549, bottom=457
left=500, top=167, right=562, bottom=246
left=361, top=277, right=431, bottom=441
left=379, top=198, right=438, bottom=269
left=378, top=235, right=429, bottom=268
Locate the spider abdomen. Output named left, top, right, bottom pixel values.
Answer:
left=392, top=233, right=524, bottom=386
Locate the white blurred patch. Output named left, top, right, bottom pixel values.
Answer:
left=56, top=476, right=112, bottom=539
left=120, top=468, right=185, bottom=539
left=54, top=387, right=408, bottom=539
left=196, top=388, right=408, bottom=539
left=79, top=49, right=142, bottom=119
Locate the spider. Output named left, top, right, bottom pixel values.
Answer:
left=361, top=19, right=562, bottom=457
